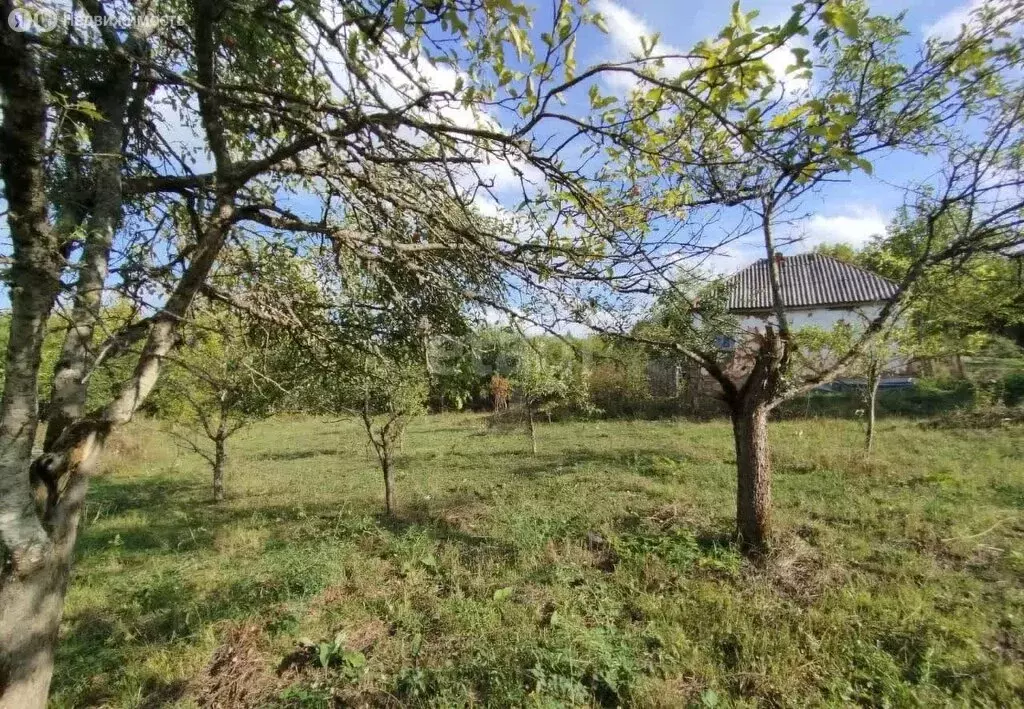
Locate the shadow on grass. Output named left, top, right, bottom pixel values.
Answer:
left=505, top=449, right=695, bottom=480
left=255, top=447, right=340, bottom=461
left=58, top=471, right=533, bottom=705
left=59, top=439, right=738, bottom=707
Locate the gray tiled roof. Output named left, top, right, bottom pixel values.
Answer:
left=727, top=253, right=897, bottom=311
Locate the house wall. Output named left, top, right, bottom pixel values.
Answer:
left=735, top=305, right=884, bottom=334
left=732, top=304, right=910, bottom=375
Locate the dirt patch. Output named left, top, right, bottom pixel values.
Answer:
left=195, top=624, right=275, bottom=708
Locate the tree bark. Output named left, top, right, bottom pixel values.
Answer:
left=528, top=408, right=537, bottom=455
left=0, top=533, right=74, bottom=709
left=0, top=16, right=69, bottom=704
left=865, top=360, right=881, bottom=453
left=213, top=436, right=227, bottom=502
left=382, top=457, right=395, bottom=515
left=954, top=353, right=966, bottom=379
left=0, top=424, right=106, bottom=709
left=1, top=6, right=238, bottom=704
left=731, top=402, right=772, bottom=555
left=721, top=325, right=788, bottom=557
left=44, top=58, right=134, bottom=450
left=0, top=88, right=234, bottom=709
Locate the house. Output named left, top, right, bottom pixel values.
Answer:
left=723, top=252, right=907, bottom=383
left=718, top=252, right=909, bottom=388
left=648, top=253, right=906, bottom=405
left=726, top=252, right=897, bottom=337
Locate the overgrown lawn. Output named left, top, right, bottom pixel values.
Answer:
left=54, top=414, right=1024, bottom=707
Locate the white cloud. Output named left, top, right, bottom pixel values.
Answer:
left=594, top=0, right=808, bottom=96
left=923, top=0, right=985, bottom=39
left=593, top=0, right=651, bottom=59
left=700, top=245, right=761, bottom=276
left=922, top=0, right=1020, bottom=40
left=592, top=0, right=693, bottom=93
left=801, top=205, right=888, bottom=249
left=301, top=15, right=545, bottom=218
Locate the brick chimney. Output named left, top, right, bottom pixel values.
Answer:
left=774, top=252, right=784, bottom=266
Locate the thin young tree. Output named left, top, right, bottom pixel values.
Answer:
left=794, top=319, right=907, bottom=453
left=156, top=310, right=292, bottom=502
left=351, top=358, right=429, bottom=516
left=511, top=339, right=591, bottom=455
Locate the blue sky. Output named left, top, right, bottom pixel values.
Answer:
left=558, top=0, right=992, bottom=272
left=0, top=0, right=994, bottom=316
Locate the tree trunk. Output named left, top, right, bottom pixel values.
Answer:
left=954, top=353, right=966, bottom=379
left=0, top=523, right=78, bottom=708
left=865, top=360, right=881, bottom=454
left=685, top=360, right=701, bottom=415
left=382, top=457, right=395, bottom=515
left=0, top=10, right=232, bottom=705
left=0, top=425, right=106, bottom=708
left=528, top=408, right=537, bottom=455
left=0, top=0, right=64, bottom=575
left=43, top=57, right=133, bottom=450
left=0, top=14, right=69, bottom=703
left=212, top=436, right=227, bottom=502
left=0, top=194, right=234, bottom=709
left=731, top=403, right=772, bottom=555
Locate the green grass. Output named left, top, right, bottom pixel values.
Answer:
left=53, top=414, right=1024, bottom=708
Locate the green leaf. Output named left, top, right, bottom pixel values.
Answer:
left=492, top=586, right=513, bottom=602
left=769, top=104, right=810, bottom=129
left=74, top=100, right=104, bottom=121
left=837, top=13, right=859, bottom=38
left=318, top=642, right=334, bottom=668
left=343, top=650, right=366, bottom=668
left=564, top=35, right=577, bottom=79
left=701, top=689, right=720, bottom=707
left=508, top=24, right=528, bottom=61
left=392, top=0, right=406, bottom=33
left=853, top=156, right=873, bottom=175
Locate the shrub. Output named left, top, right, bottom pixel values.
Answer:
left=1001, top=372, right=1024, bottom=406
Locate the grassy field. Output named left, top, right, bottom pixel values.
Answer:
left=53, top=414, right=1023, bottom=708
